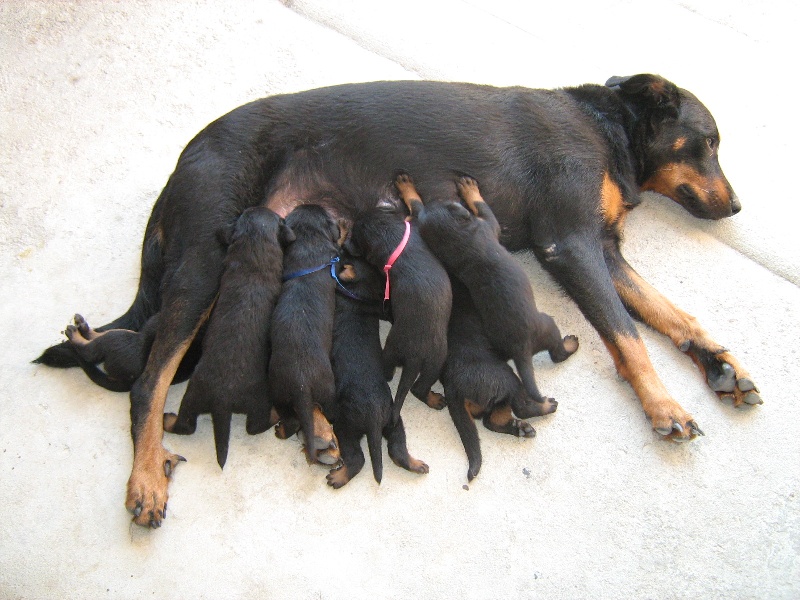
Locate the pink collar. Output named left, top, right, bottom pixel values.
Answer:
left=382, top=220, right=411, bottom=301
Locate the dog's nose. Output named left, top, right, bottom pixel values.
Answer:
left=730, top=194, right=742, bottom=215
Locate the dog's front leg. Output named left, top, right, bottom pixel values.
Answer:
left=538, top=236, right=701, bottom=441
left=604, top=241, right=762, bottom=408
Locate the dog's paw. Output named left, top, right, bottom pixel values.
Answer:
left=513, top=419, right=536, bottom=438
left=707, top=351, right=762, bottom=407
left=125, top=448, right=185, bottom=528
left=73, top=314, right=93, bottom=337
left=407, top=456, right=429, bottom=474
left=424, top=391, right=447, bottom=410
left=649, top=401, right=703, bottom=443
left=326, top=464, right=350, bottom=489
left=514, top=396, right=558, bottom=418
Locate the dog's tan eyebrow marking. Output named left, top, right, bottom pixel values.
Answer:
left=672, top=137, right=687, bottom=151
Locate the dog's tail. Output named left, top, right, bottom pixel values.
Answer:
left=212, top=408, right=233, bottom=469
left=33, top=202, right=167, bottom=369
left=390, top=363, right=419, bottom=425
left=366, top=420, right=384, bottom=484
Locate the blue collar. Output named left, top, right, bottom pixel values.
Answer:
left=283, top=256, right=365, bottom=301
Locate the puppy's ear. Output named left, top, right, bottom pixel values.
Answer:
left=343, top=237, right=362, bottom=257
left=608, top=73, right=680, bottom=119
left=279, top=220, right=296, bottom=247
left=447, top=201, right=472, bottom=221
left=215, top=223, right=235, bottom=248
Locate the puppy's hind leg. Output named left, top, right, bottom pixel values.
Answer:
left=537, top=313, right=579, bottom=364
left=482, top=403, right=536, bottom=438
left=384, top=416, right=429, bottom=476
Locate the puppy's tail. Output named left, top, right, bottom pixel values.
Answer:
left=212, top=407, right=233, bottom=469
left=390, top=364, right=419, bottom=425
left=366, top=421, right=384, bottom=484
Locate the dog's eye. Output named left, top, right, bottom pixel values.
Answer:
left=706, top=138, right=716, bottom=151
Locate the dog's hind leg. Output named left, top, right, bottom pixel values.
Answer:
left=326, top=425, right=365, bottom=489
left=126, top=247, right=221, bottom=528
left=605, top=240, right=761, bottom=408
left=539, top=234, right=702, bottom=441
left=482, top=403, right=536, bottom=438
left=410, top=362, right=447, bottom=411
left=384, top=416, right=429, bottom=476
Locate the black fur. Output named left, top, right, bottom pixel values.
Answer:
left=346, top=205, right=451, bottom=423
left=36, top=75, right=747, bottom=527
left=267, top=205, right=342, bottom=465
left=163, top=207, right=291, bottom=468
left=327, top=255, right=427, bottom=488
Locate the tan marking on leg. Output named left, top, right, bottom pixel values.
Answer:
left=425, top=390, right=446, bottom=409
left=406, top=455, right=429, bottom=474
left=601, top=334, right=695, bottom=436
left=599, top=172, right=627, bottom=227
left=488, top=404, right=514, bottom=429
left=339, top=264, right=357, bottom=282
left=311, top=405, right=340, bottom=465
left=326, top=464, right=351, bottom=488
left=126, top=302, right=215, bottom=526
left=394, top=173, right=422, bottom=214
left=455, top=176, right=484, bottom=215
left=464, top=399, right=484, bottom=418
left=614, top=263, right=722, bottom=353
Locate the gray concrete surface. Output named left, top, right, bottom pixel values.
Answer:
left=1, top=1, right=798, bottom=598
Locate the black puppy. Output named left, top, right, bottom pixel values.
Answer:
left=268, top=204, right=342, bottom=466
left=347, top=203, right=451, bottom=423
left=327, top=254, right=428, bottom=488
left=63, top=314, right=201, bottom=392
left=163, top=206, right=292, bottom=468
left=443, top=279, right=561, bottom=481
left=397, top=174, right=578, bottom=408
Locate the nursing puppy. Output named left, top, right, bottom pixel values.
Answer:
left=443, top=279, right=559, bottom=481
left=268, top=204, right=342, bottom=466
left=397, top=173, right=578, bottom=407
left=163, top=207, right=291, bottom=468
left=327, top=255, right=428, bottom=488
left=346, top=203, right=451, bottom=424
left=63, top=313, right=202, bottom=392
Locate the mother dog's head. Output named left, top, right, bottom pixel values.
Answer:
left=608, top=73, right=740, bottom=220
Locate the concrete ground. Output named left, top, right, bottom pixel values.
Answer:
left=1, top=1, right=798, bottom=598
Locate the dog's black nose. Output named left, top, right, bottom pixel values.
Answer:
left=730, top=194, right=742, bottom=215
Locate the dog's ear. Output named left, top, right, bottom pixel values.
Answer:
left=278, top=219, right=296, bottom=247
left=215, top=223, right=235, bottom=248
left=447, top=201, right=473, bottom=222
left=608, top=74, right=680, bottom=120
left=343, top=237, right=362, bottom=257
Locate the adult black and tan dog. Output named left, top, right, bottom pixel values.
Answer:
left=36, top=74, right=760, bottom=528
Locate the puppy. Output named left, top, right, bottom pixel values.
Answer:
left=346, top=202, right=451, bottom=424
left=63, top=313, right=202, bottom=392
left=268, top=204, right=342, bottom=465
left=327, top=254, right=428, bottom=488
left=397, top=173, right=578, bottom=408
left=163, top=206, right=292, bottom=468
left=443, top=279, right=560, bottom=481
